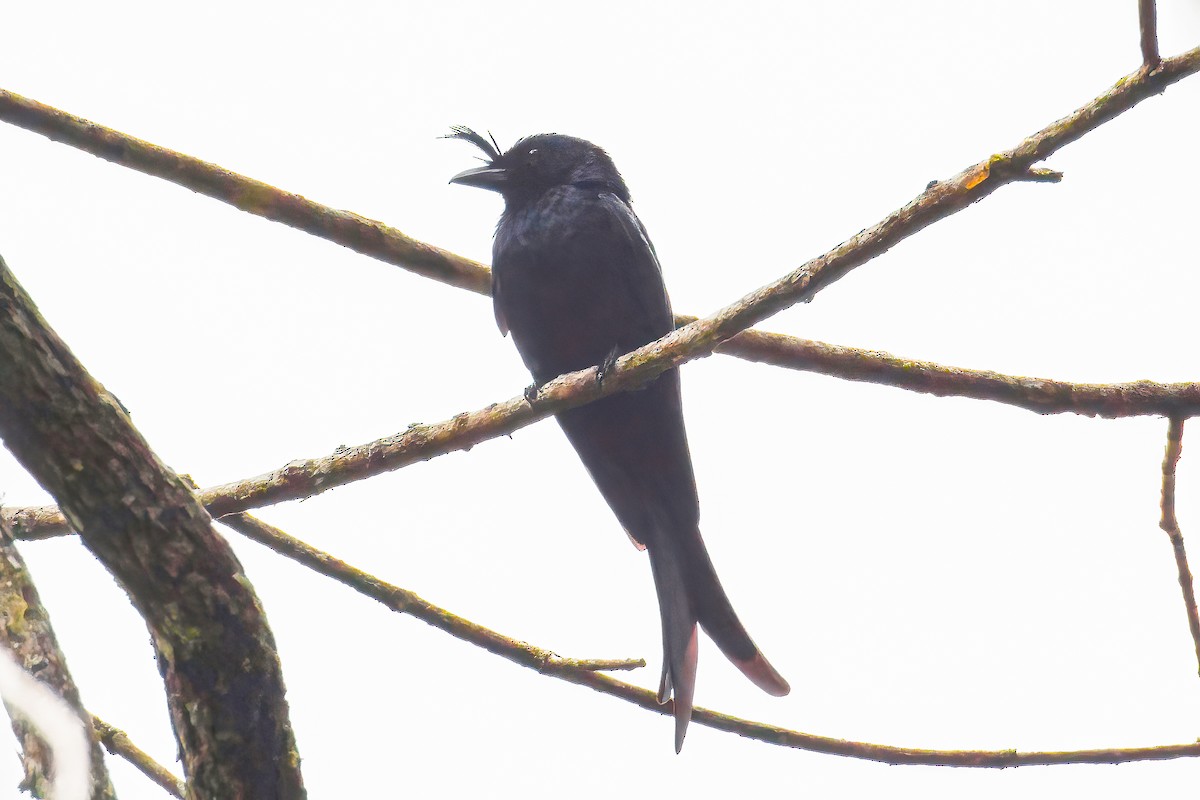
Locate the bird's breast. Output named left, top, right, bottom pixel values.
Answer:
left=494, top=191, right=654, bottom=383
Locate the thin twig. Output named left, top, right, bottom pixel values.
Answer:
left=1158, top=417, right=1200, bottom=674
left=220, top=513, right=642, bottom=675
left=1016, top=166, right=1064, bottom=183
left=91, top=716, right=184, bottom=799
left=555, top=658, right=646, bottom=672
left=1140, top=0, right=1161, bottom=69
left=220, top=512, right=1200, bottom=767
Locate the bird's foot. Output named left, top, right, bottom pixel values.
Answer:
left=523, top=382, right=542, bottom=404
left=597, top=344, right=621, bottom=387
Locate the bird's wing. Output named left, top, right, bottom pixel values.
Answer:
left=491, top=269, right=509, bottom=336
left=594, top=191, right=675, bottom=345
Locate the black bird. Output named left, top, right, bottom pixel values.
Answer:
left=447, top=127, right=789, bottom=751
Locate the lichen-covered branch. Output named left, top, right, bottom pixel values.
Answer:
left=0, top=254, right=305, bottom=799
left=0, top=517, right=115, bottom=800
left=91, top=717, right=183, bottom=799
left=709, top=328, right=1200, bottom=418
left=0, top=89, right=491, bottom=297
left=645, top=46, right=1200, bottom=363
left=220, top=512, right=1200, bottom=767
left=221, top=513, right=644, bottom=674
left=11, top=334, right=1200, bottom=544
left=1158, top=417, right=1200, bottom=674
left=9, top=360, right=601, bottom=540
left=0, top=538, right=183, bottom=800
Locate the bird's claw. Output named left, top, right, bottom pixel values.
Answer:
left=597, top=344, right=621, bottom=387
left=524, top=382, right=541, bottom=404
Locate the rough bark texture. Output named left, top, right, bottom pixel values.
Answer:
left=0, top=517, right=116, bottom=799
left=0, top=254, right=305, bottom=799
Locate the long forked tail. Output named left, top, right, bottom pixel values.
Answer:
left=648, top=543, right=699, bottom=753
left=647, top=530, right=789, bottom=752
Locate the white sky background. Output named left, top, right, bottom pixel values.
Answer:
left=1, top=1, right=1199, bottom=797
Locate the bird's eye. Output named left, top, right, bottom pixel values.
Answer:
left=528, top=149, right=538, bottom=155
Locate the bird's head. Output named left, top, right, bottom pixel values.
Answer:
left=446, top=127, right=630, bottom=208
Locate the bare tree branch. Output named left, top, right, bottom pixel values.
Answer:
left=10, top=345, right=1200, bottom=544
left=1, top=46, right=1196, bottom=380
left=709, top=327, right=1200, bottom=418
left=1158, top=417, right=1200, bottom=673
left=91, top=717, right=183, bottom=799
left=0, top=89, right=491, bottom=295
left=1140, top=0, right=1161, bottom=68
left=0, top=254, right=305, bottom=799
left=0, top=517, right=115, bottom=800
left=6, top=49, right=1200, bottom=542
left=220, top=513, right=642, bottom=674
left=220, top=512, right=1200, bottom=767
left=642, top=47, right=1200, bottom=356
left=8, top=358, right=631, bottom=540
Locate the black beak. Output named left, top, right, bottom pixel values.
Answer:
left=449, top=165, right=508, bottom=192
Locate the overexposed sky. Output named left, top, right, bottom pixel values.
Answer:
left=2, top=2, right=1200, bottom=797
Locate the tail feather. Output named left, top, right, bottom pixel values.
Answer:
left=648, top=528, right=789, bottom=751
left=648, top=543, right=699, bottom=753
left=684, top=539, right=791, bottom=697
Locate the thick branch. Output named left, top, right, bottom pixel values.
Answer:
left=1158, top=417, right=1200, bottom=673
left=0, top=254, right=305, bottom=799
left=0, top=518, right=115, bottom=800
left=221, top=512, right=1200, bottom=767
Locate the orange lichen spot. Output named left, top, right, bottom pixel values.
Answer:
left=964, top=163, right=990, bottom=190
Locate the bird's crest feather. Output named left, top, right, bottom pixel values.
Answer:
left=444, top=126, right=502, bottom=163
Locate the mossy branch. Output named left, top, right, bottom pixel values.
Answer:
left=0, top=253, right=305, bottom=800
left=0, top=517, right=115, bottom=800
